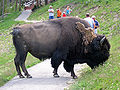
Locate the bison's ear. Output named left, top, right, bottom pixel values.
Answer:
left=76, top=22, right=86, bottom=32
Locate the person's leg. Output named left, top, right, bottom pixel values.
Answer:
left=52, top=16, right=54, bottom=19
left=95, top=29, right=97, bottom=34
left=49, top=16, right=52, bottom=20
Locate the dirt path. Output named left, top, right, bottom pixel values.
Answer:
left=0, top=59, right=87, bottom=90
left=15, top=10, right=32, bottom=21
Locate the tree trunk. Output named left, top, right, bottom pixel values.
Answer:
left=39, top=0, right=42, bottom=6
left=2, top=0, right=5, bottom=19
left=7, top=0, right=10, bottom=13
left=0, top=2, right=1, bottom=16
left=10, top=0, right=12, bottom=3
left=36, top=0, right=39, bottom=7
left=45, top=0, right=48, bottom=5
left=19, top=0, right=21, bottom=11
left=15, top=0, right=18, bottom=11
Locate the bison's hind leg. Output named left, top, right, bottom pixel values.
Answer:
left=13, top=38, right=32, bottom=78
left=19, top=52, right=32, bottom=78
left=14, top=54, right=24, bottom=78
left=14, top=52, right=32, bottom=78
left=63, top=61, right=77, bottom=79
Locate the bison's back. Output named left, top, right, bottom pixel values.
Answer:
left=13, top=22, right=61, bottom=59
left=12, top=17, right=90, bottom=59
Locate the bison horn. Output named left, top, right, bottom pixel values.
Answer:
left=100, top=36, right=106, bottom=45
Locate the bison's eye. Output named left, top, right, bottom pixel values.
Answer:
left=102, top=44, right=109, bottom=51
left=92, top=41, right=101, bottom=51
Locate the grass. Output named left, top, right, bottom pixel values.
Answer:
left=0, top=11, right=40, bottom=86
left=0, top=0, right=120, bottom=89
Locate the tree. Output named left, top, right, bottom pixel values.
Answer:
left=15, top=0, right=18, bottom=11
left=36, top=0, right=39, bottom=7
left=19, top=0, right=21, bottom=11
left=39, top=0, right=42, bottom=6
left=2, top=0, right=5, bottom=19
left=0, top=2, right=1, bottom=16
left=45, top=0, right=48, bottom=5
left=7, top=0, right=10, bottom=13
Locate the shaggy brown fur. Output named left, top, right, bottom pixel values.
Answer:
left=76, top=22, right=97, bottom=45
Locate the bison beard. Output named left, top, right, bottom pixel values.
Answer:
left=12, top=17, right=110, bottom=79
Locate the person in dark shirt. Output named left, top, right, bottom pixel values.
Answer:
left=92, top=15, right=99, bottom=34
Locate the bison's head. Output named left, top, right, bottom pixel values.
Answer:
left=86, top=35, right=110, bottom=69
left=75, top=22, right=110, bottom=69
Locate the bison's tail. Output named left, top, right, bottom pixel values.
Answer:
left=12, top=28, right=25, bottom=65
left=11, top=27, right=20, bottom=36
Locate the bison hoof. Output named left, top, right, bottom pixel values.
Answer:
left=72, top=76, right=78, bottom=79
left=53, top=74, right=59, bottom=78
left=19, top=75, right=25, bottom=78
left=26, top=75, right=32, bottom=78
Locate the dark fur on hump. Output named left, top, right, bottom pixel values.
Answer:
left=49, top=17, right=90, bottom=57
left=49, top=17, right=90, bottom=47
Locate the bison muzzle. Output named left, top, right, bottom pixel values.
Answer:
left=11, top=17, right=110, bottom=79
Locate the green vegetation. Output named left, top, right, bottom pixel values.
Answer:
left=0, top=0, right=120, bottom=89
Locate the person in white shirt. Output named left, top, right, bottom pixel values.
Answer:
left=48, top=5, right=54, bottom=20
left=84, top=13, right=95, bottom=30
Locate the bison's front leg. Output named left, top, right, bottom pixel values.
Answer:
left=63, top=61, right=77, bottom=79
left=53, top=68, right=59, bottom=77
left=51, top=51, right=63, bottom=78
left=71, top=65, right=78, bottom=79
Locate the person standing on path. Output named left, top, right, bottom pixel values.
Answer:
left=84, top=13, right=95, bottom=30
left=64, top=6, right=72, bottom=16
left=57, top=8, right=62, bottom=18
left=48, top=5, right=54, bottom=20
left=62, top=12, right=66, bottom=17
left=92, top=15, right=99, bottom=34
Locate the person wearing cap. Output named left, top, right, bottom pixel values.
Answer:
left=84, top=13, right=95, bottom=30
left=62, top=12, right=66, bottom=17
left=57, top=8, right=62, bottom=18
left=48, top=5, right=54, bottom=20
left=92, top=15, right=99, bottom=34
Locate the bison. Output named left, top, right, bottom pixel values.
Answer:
left=11, top=17, right=110, bottom=79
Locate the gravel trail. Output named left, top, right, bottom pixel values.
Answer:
left=0, top=59, right=87, bottom=90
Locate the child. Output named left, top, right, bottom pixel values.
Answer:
left=62, top=12, right=66, bottom=17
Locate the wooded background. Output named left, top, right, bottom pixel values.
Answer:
left=0, top=0, right=56, bottom=19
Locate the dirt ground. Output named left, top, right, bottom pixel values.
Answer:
left=0, top=59, right=88, bottom=90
